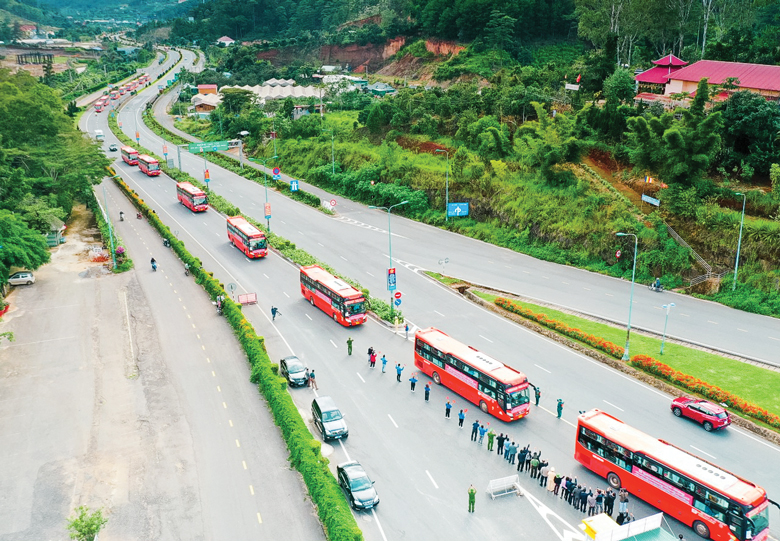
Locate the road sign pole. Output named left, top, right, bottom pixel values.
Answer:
left=177, top=144, right=182, bottom=170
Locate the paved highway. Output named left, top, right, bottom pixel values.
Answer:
left=81, top=54, right=780, bottom=540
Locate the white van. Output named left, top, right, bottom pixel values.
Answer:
left=95, top=130, right=105, bottom=141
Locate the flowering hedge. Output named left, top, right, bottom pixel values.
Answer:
left=495, top=297, right=625, bottom=359
left=629, top=355, right=780, bottom=429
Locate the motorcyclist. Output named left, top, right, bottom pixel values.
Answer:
left=119, top=211, right=124, bottom=221
left=654, top=277, right=661, bottom=290
left=151, top=257, right=157, bottom=271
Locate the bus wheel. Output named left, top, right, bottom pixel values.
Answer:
left=309, top=296, right=315, bottom=306
left=432, top=372, right=441, bottom=385
left=480, top=401, right=488, bottom=413
left=607, top=472, right=621, bottom=489
left=693, top=520, right=710, bottom=539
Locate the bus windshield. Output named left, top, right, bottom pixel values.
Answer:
left=505, top=387, right=530, bottom=408
left=147, top=162, right=159, bottom=171
left=193, top=195, right=207, bottom=205
left=747, top=505, right=769, bottom=537
left=346, top=301, right=366, bottom=315
left=249, top=238, right=267, bottom=251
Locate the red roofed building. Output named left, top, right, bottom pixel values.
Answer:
left=197, top=84, right=218, bottom=95
left=636, top=54, right=688, bottom=93
left=664, top=60, right=780, bottom=100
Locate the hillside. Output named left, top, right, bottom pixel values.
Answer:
left=48, top=0, right=193, bottom=20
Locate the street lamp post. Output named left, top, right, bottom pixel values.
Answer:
left=732, top=192, right=746, bottom=291
left=616, top=232, right=638, bottom=361
left=255, top=155, right=278, bottom=232
left=323, top=128, right=335, bottom=175
left=435, top=149, right=449, bottom=221
left=369, top=200, right=409, bottom=320
left=660, top=303, right=676, bottom=355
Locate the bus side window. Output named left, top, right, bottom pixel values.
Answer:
left=478, top=383, right=496, bottom=399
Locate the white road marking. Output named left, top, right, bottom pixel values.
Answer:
left=388, top=414, right=399, bottom=428
left=562, top=281, right=569, bottom=285
left=366, top=271, right=374, bottom=277
left=654, top=306, right=662, bottom=310
left=242, top=460, right=247, bottom=470
left=330, top=339, right=337, bottom=348
left=707, top=320, right=718, bottom=324
left=605, top=293, right=613, bottom=297
left=523, top=271, right=530, bottom=274
left=338, top=439, right=351, bottom=461
left=318, top=242, right=324, bottom=247
left=583, top=287, right=591, bottom=291
left=603, top=400, right=624, bottom=412
left=340, top=256, right=348, bottom=261
left=543, top=276, right=549, bottom=280
left=434, top=310, right=445, bottom=317
left=534, top=364, right=551, bottom=374
left=249, top=485, right=254, bottom=495
left=263, top=273, right=269, bottom=279
left=690, top=445, right=716, bottom=459
left=425, top=470, right=439, bottom=489
left=356, top=372, right=365, bottom=383
left=371, top=509, right=389, bottom=541
left=281, top=220, right=286, bottom=224
left=769, top=336, right=780, bottom=342
left=680, top=313, right=690, bottom=317
left=505, top=265, right=512, bottom=269
left=479, top=335, right=493, bottom=343
left=305, top=314, right=312, bottom=320
left=298, top=230, right=303, bottom=235
left=283, top=292, right=289, bottom=298
left=737, top=328, right=748, bottom=332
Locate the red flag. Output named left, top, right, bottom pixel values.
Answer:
left=576, top=73, right=581, bottom=83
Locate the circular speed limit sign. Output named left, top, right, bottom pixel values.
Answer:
left=330, top=199, right=337, bottom=207
left=615, top=250, right=622, bottom=259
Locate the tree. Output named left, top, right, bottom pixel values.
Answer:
left=280, top=97, right=295, bottom=121
left=0, top=210, right=51, bottom=285
left=220, top=88, right=255, bottom=114
left=484, top=10, right=517, bottom=53
left=603, top=68, right=636, bottom=104
left=717, top=90, right=780, bottom=176
left=66, top=506, right=108, bottom=541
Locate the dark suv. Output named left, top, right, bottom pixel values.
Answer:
left=279, top=356, right=309, bottom=387
left=311, top=396, right=348, bottom=441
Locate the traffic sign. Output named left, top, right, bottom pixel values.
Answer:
left=447, top=202, right=469, bottom=217
left=273, top=167, right=281, bottom=176
left=387, top=267, right=396, bottom=291
left=330, top=199, right=337, bottom=207
left=394, top=299, right=402, bottom=306
left=394, top=292, right=402, bottom=299
left=615, top=250, right=621, bottom=259
left=188, top=141, right=229, bottom=153
left=204, top=169, right=210, bottom=182
left=290, top=180, right=299, bottom=192
left=264, top=203, right=271, bottom=219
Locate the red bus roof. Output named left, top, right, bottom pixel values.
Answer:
left=121, top=146, right=138, bottom=154
left=227, top=216, right=264, bottom=238
left=177, top=182, right=205, bottom=196
left=579, top=410, right=766, bottom=505
left=300, top=265, right=364, bottom=300
left=137, top=154, right=158, bottom=164
left=416, top=327, right=527, bottom=385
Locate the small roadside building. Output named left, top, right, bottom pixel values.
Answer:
left=635, top=54, right=688, bottom=95
left=664, top=60, right=780, bottom=101
left=197, top=84, right=218, bottom=95
left=216, top=36, right=235, bottom=47
left=367, top=82, right=395, bottom=97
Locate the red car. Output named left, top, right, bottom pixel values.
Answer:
left=671, top=397, right=731, bottom=431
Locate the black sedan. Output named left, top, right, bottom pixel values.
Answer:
left=279, top=356, right=309, bottom=387
left=337, top=461, right=379, bottom=510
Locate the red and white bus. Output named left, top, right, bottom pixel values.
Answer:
left=95, top=103, right=103, bottom=113
left=137, top=155, right=160, bottom=176
left=110, top=91, right=119, bottom=100
left=414, top=327, right=531, bottom=421
left=575, top=410, right=770, bottom=541
left=176, top=182, right=208, bottom=212
left=226, top=216, right=267, bottom=258
left=121, top=146, right=139, bottom=165
left=300, top=265, right=367, bottom=326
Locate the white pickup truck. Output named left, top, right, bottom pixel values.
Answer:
left=95, top=129, right=105, bottom=141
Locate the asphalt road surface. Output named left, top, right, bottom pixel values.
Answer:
left=80, top=51, right=780, bottom=540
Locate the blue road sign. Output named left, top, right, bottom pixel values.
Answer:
left=394, top=299, right=402, bottom=306
left=290, top=180, right=299, bottom=192
left=447, top=202, right=469, bottom=217
left=641, top=194, right=660, bottom=207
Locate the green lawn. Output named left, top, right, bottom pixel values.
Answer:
left=470, top=289, right=780, bottom=418
left=425, top=271, right=462, bottom=286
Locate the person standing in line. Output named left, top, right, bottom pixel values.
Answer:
left=534, top=386, right=541, bottom=406
left=539, top=463, right=550, bottom=487
left=587, top=491, right=597, bottom=516
left=381, top=355, right=388, bottom=373
left=424, top=383, right=431, bottom=402
left=572, top=485, right=582, bottom=510
left=525, top=448, right=533, bottom=473
left=467, top=485, right=477, bottom=513
left=618, top=488, right=629, bottom=516
left=604, top=489, right=616, bottom=516
left=409, top=373, right=418, bottom=392
left=471, top=420, right=480, bottom=442
left=580, top=488, right=591, bottom=514
left=547, top=468, right=557, bottom=493
left=458, top=409, right=465, bottom=428
left=309, top=369, right=318, bottom=390
left=557, top=398, right=564, bottom=419
left=496, top=433, right=506, bottom=455
left=477, top=425, right=487, bottom=445
left=395, top=363, right=405, bottom=382
left=508, top=442, right=518, bottom=465
left=405, top=323, right=410, bottom=340
left=486, top=428, right=496, bottom=451
left=346, top=337, right=354, bottom=355
left=445, top=400, right=453, bottom=419
left=367, top=346, right=375, bottom=363
left=517, top=446, right=529, bottom=472
left=530, top=454, right=540, bottom=479
left=595, top=489, right=604, bottom=514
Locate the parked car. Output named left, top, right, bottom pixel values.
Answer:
left=8, top=271, right=35, bottom=286
left=108, top=144, right=118, bottom=152
left=337, top=461, right=379, bottom=510
left=671, top=397, right=731, bottom=431
left=311, top=396, right=348, bottom=441
left=279, top=356, right=309, bottom=387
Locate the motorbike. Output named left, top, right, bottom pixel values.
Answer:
left=213, top=300, right=223, bottom=315
left=119, top=212, right=124, bottom=221
left=184, top=265, right=190, bottom=276
left=151, top=260, right=157, bottom=272
left=136, top=212, right=143, bottom=220
left=163, top=238, right=171, bottom=248
left=648, top=283, right=664, bottom=292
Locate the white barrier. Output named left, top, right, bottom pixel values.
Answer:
left=486, top=474, right=523, bottom=500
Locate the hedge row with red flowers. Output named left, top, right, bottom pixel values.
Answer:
left=495, top=297, right=625, bottom=359
left=493, top=296, right=780, bottom=430
left=629, top=355, right=780, bottom=429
